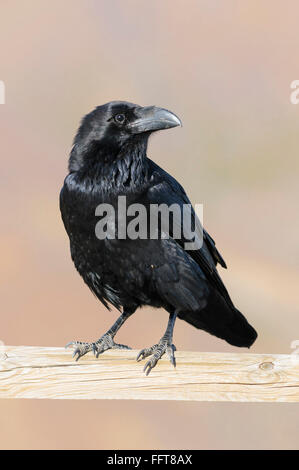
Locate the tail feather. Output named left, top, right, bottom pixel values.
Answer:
left=178, top=290, right=257, bottom=348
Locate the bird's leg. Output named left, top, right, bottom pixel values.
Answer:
left=137, top=311, right=177, bottom=375
left=66, top=309, right=134, bottom=361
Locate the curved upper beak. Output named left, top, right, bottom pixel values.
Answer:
left=128, top=106, right=182, bottom=134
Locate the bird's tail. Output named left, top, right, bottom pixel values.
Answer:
left=220, top=308, right=257, bottom=347
left=178, top=291, right=257, bottom=348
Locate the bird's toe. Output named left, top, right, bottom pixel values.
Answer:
left=138, top=341, right=177, bottom=375
left=143, top=357, right=158, bottom=376
left=65, top=341, right=93, bottom=361
left=136, top=345, right=158, bottom=362
left=92, top=334, right=131, bottom=358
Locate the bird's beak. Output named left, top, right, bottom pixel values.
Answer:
left=128, top=106, right=182, bottom=134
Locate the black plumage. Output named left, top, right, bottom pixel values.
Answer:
left=60, top=101, right=257, bottom=374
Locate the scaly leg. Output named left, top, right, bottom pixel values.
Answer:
left=137, top=311, right=177, bottom=375
left=66, top=309, right=134, bottom=361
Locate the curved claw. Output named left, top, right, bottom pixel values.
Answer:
left=65, top=342, right=85, bottom=361
left=136, top=349, right=146, bottom=362
left=143, top=359, right=157, bottom=376
left=73, top=349, right=81, bottom=361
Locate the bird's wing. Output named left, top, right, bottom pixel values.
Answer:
left=146, top=159, right=232, bottom=306
left=149, top=159, right=226, bottom=266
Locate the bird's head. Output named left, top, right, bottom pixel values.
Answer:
left=69, top=101, right=181, bottom=172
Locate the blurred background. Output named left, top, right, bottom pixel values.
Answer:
left=0, top=0, right=299, bottom=450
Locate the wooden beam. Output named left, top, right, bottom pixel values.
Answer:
left=0, top=346, right=298, bottom=401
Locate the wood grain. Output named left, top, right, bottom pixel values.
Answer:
left=0, top=346, right=298, bottom=401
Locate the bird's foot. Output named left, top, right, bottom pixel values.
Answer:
left=136, top=339, right=176, bottom=375
left=65, top=333, right=131, bottom=361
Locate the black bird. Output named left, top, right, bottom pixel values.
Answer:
left=60, top=101, right=257, bottom=375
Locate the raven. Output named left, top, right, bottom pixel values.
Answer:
left=60, top=101, right=257, bottom=375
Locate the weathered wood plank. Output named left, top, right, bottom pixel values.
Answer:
left=0, top=346, right=298, bottom=401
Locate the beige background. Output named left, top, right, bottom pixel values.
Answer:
left=0, top=0, right=299, bottom=449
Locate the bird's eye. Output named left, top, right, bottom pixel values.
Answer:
left=114, top=114, right=126, bottom=124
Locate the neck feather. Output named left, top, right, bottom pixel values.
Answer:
left=68, top=136, right=150, bottom=191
